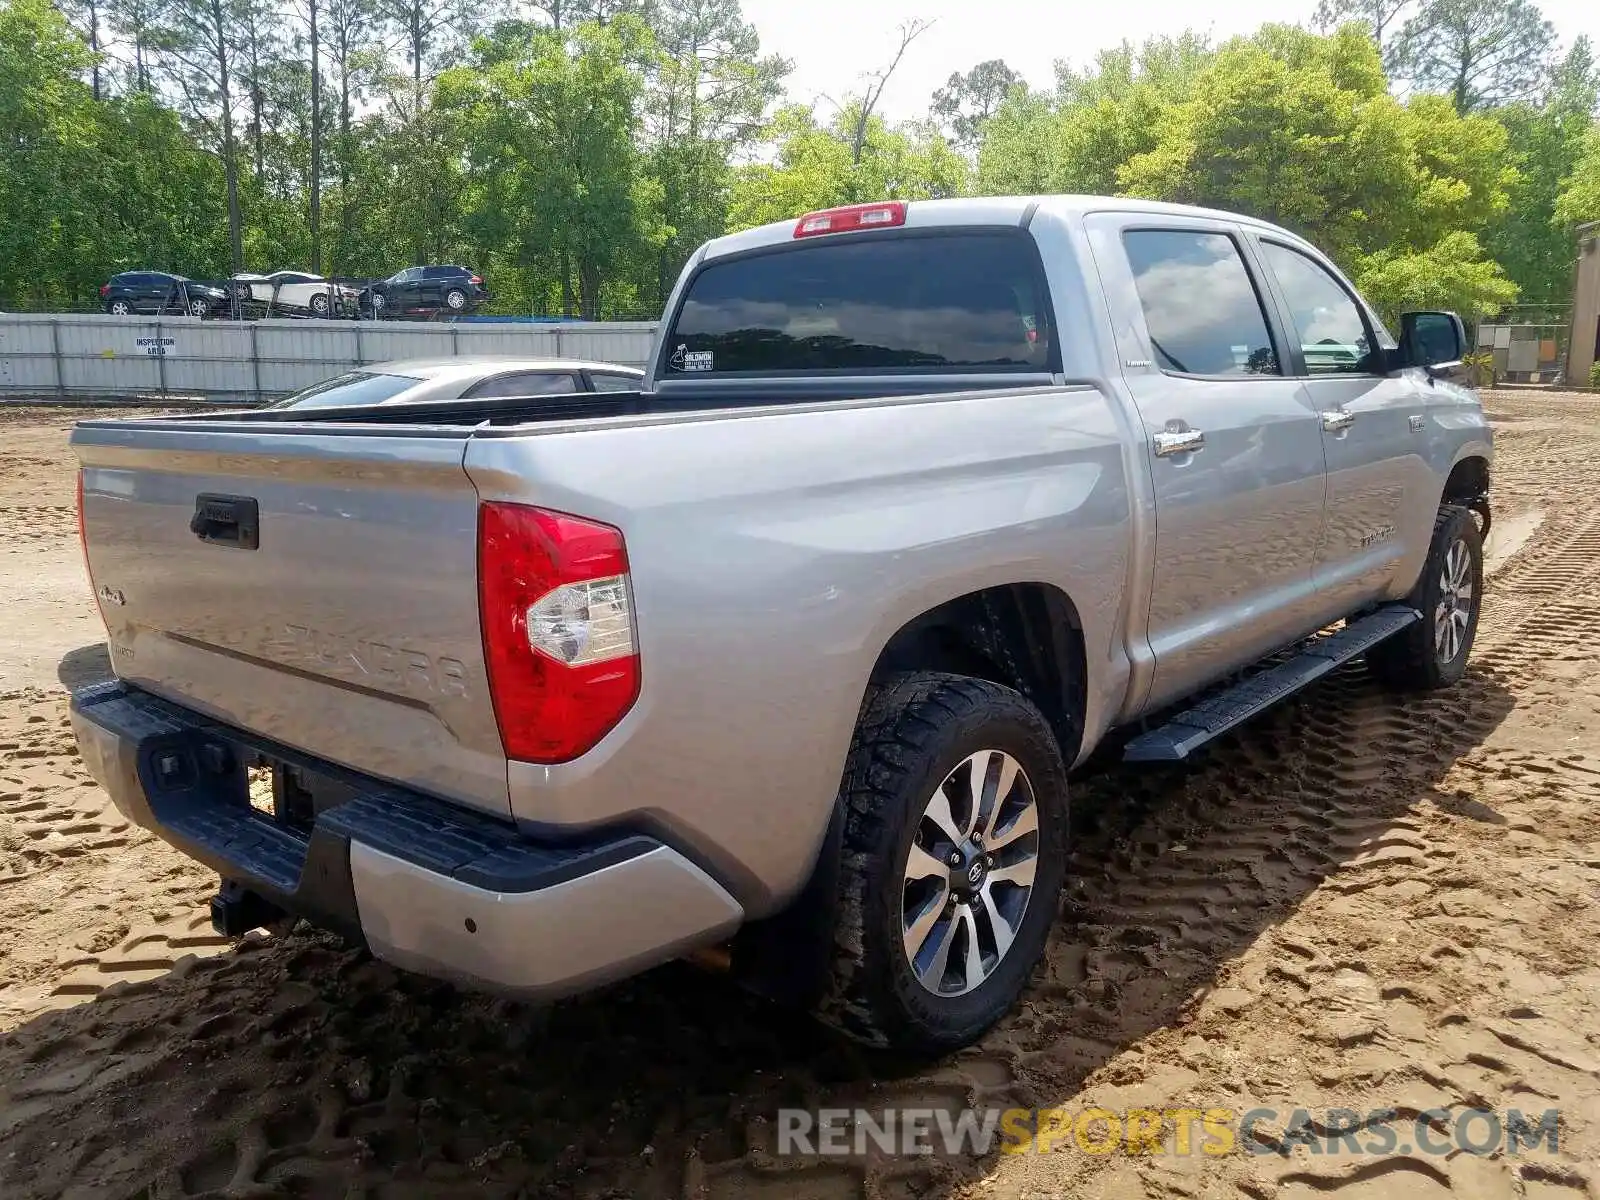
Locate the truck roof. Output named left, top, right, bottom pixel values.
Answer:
left=696, top=195, right=1296, bottom=263
left=369, top=356, right=645, bottom=380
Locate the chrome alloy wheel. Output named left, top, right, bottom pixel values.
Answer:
left=1435, top=538, right=1473, bottom=664
left=901, top=749, right=1041, bottom=997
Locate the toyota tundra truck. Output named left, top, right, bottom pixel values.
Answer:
left=69, top=196, right=1493, bottom=1053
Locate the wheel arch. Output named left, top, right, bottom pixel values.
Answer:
left=1443, top=453, right=1490, bottom=503
left=864, top=582, right=1089, bottom=768
left=728, top=581, right=1087, bottom=1010
left=1442, top=451, right=1492, bottom=538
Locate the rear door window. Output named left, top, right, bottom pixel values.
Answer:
left=1121, top=230, right=1280, bottom=377
left=463, top=372, right=579, bottom=398
left=663, top=232, right=1054, bottom=374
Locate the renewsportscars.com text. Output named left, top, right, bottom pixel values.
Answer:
left=776, top=1105, right=1561, bottom=1158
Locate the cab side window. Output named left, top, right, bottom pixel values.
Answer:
left=1258, top=242, right=1378, bottom=375
left=1122, top=230, right=1280, bottom=377
left=465, top=372, right=578, bottom=398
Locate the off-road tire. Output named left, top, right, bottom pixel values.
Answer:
left=1367, top=504, right=1483, bottom=691
left=814, top=672, right=1068, bottom=1054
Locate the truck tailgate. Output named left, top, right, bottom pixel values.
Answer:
left=72, top=421, right=509, bottom=818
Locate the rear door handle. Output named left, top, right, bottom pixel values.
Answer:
left=1153, top=428, right=1205, bottom=457
left=1321, top=409, right=1355, bottom=433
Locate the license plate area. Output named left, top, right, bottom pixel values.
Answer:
left=243, top=758, right=362, bottom=838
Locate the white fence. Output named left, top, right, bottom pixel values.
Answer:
left=0, top=313, right=660, bottom=404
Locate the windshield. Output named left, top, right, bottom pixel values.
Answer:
left=663, top=232, right=1054, bottom=375
left=267, top=370, right=422, bottom=410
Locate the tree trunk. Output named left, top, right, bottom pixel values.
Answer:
left=213, top=0, right=244, bottom=272
left=411, top=15, right=423, bottom=116
left=249, top=25, right=265, bottom=184
left=338, top=59, right=351, bottom=270
left=88, top=0, right=101, bottom=101
left=560, top=249, right=574, bottom=317
left=580, top=256, right=599, bottom=320
left=309, top=0, right=322, bottom=273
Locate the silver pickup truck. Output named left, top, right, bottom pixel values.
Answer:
left=70, top=196, right=1492, bottom=1053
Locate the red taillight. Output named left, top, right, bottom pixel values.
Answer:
left=477, top=502, right=639, bottom=764
left=793, top=201, right=907, bottom=238
left=469, top=274, right=483, bottom=285
left=99, top=284, right=109, bottom=298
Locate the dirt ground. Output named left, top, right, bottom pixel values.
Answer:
left=2, top=395, right=1599, bottom=1199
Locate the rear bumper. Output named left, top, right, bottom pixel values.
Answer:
left=70, top=682, right=743, bottom=999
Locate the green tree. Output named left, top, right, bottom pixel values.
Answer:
left=728, top=104, right=966, bottom=230
left=931, top=58, right=1021, bottom=149
left=1555, top=124, right=1600, bottom=227
left=105, top=0, right=175, bottom=92
left=55, top=0, right=107, bottom=98
left=321, top=0, right=379, bottom=271
left=1390, top=0, right=1556, bottom=113
left=1485, top=38, right=1599, bottom=305
left=976, top=33, right=1211, bottom=196
left=1354, top=230, right=1519, bottom=324
left=162, top=0, right=246, bottom=270
left=0, top=0, right=99, bottom=303
left=1118, top=26, right=1514, bottom=266
left=1312, top=0, right=1415, bottom=60
left=641, top=0, right=788, bottom=303
left=452, top=17, right=665, bottom=316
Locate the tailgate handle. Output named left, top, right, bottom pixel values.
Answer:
left=190, top=494, right=259, bottom=550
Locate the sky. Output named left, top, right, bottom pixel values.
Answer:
left=737, top=0, right=1598, bottom=124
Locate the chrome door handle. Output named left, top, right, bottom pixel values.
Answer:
left=1153, top=428, right=1205, bottom=457
left=1321, top=409, right=1355, bottom=433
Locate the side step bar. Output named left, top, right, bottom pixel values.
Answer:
left=1122, top=604, right=1421, bottom=763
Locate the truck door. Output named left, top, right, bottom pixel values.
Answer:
left=1085, top=214, right=1329, bottom=711
left=1248, top=235, right=1437, bottom=615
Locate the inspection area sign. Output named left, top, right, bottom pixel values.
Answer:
left=135, top=336, right=175, bottom=357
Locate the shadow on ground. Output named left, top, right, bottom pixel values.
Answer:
left=0, top=657, right=1516, bottom=1200
left=56, top=641, right=112, bottom=691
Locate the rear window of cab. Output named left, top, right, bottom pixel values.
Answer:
left=664, top=232, right=1054, bottom=375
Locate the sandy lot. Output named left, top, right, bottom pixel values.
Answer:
left=2, top=395, right=1599, bottom=1199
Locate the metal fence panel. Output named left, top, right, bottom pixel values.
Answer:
left=0, top=312, right=660, bottom=403
left=454, top=328, right=562, bottom=356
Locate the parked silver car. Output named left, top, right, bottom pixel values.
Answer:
left=70, top=196, right=1490, bottom=1054
left=265, top=357, right=645, bottom=409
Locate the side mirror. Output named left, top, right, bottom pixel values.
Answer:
left=1400, top=310, right=1468, bottom=378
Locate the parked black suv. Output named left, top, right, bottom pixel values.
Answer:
left=360, top=266, right=490, bottom=318
left=101, top=271, right=227, bottom=317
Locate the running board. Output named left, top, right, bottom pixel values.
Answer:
left=1122, top=604, right=1422, bottom=763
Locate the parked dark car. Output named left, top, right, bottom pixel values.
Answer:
left=100, top=271, right=227, bottom=318
left=360, top=266, right=490, bottom=317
